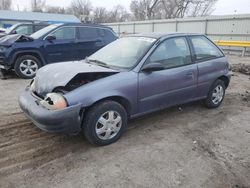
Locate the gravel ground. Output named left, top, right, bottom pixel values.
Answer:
left=0, top=55, right=249, bottom=188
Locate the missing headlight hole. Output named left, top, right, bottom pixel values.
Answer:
left=54, top=72, right=118, bottom=92
left=46, top=97, right=54, bottom=105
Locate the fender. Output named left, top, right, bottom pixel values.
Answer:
left=10, top=49, right=47, bottom=66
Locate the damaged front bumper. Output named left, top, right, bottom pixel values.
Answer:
left=18, top=87, right=83, bottom=134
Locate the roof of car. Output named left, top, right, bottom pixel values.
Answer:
left=61, top=23, right=112, bottom=29
left=128, top=32, right=204, bottom=39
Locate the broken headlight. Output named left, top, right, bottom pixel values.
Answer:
left=30, top=79, right=35, bottom=92
left=40, top=93, right=67, bottom=110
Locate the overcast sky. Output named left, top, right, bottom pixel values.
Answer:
left=12, top=0, right=250, bottom=15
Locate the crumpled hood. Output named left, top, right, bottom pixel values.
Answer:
left=34, top=61, right=118, bottom=96
left=0, top=34, right=33, bottom=46
left=0, top=33, right=7, bottom=38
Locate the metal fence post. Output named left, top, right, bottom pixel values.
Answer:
left=118, top=24, right=120, bottom=35
left=205, top=19, right=208, bottom=35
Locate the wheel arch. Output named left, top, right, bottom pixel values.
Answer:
left=84, top=96, right=132, bottom=119
left=12, top=50, right=46, bottom=67
left=217, top=75, right=230, bottom=88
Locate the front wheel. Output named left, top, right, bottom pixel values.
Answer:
left=14, top=55, right=41, bottom=79
left=204, top=79, right=226, bottom=108
left=83, top=100, right=128, bottom=146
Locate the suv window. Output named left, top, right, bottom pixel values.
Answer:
left=15, top=25, right=33, bottom=35
left=79, top=27, right=99, bottom=40
left=190, top=36, right=223, bottom=61
left=147, top=37, right=192, bottom=69
left=50, top=27, right=76, bottom=40
left=105, top=29, right=115, bottom=38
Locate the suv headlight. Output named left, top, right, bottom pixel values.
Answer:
left=40, top=93, right=67, bottom=110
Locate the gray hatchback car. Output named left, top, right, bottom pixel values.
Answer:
left=19, top=33, right=232, bottom=146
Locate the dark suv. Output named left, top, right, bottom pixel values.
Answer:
left=0, top=22, right=49, bottom=38
left=0, top=23, right=117, bottom=78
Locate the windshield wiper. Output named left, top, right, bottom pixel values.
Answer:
left=87, top=58, right=110, bottom=68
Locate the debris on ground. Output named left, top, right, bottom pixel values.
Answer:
left=241, top=91, right=250, bottom=102
left=231, top=63, right=250, bottom=75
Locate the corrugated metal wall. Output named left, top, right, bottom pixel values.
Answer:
left=104, top=14, right=250, bottom=53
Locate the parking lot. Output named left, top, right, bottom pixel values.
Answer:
left=0, top=55, right=249, bottom=188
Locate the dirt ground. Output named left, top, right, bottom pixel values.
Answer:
left=0, top=55, right=250, bottom=188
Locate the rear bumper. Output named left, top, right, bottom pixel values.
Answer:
left=18, top=88, right=83, bottom=134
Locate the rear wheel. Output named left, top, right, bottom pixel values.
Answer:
left=14, top=55, right=41, bottom=79
left=204, top=79, right=226, bottom=108
left=83, top=100, right=128, bottom=146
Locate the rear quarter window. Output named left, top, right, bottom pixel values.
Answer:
left=190, top=36, right=224, bottom=61
left=79, top=27, right=99, bottom=40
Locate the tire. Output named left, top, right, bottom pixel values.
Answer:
left=83, top=100, right=128, bottom=146
left=204, top=79, right=226, bottom=108
left=14, top=55, right=42, bottom=79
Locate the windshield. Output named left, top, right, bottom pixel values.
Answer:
left=89, top=37, right=156, bottom=70
left=30, top=24, right=60, bottom=39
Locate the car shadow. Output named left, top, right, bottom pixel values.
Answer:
left=0, top=70, right=20, bottom=80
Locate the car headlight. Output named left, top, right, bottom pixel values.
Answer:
left=0, top=46, right=7, bottom=52
left=30, top=79, right=35, bottom=92
left=40, top=93, right=67, bottom=110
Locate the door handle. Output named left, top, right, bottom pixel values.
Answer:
left=186, top=72, right=194, bottom=79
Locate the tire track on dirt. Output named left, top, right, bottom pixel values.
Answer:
left=0, top=112, right=85, bottom=177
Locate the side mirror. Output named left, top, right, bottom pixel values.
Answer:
left=141, top=63, right=164, bottom=72
left=45, top=35, right=56, bottom=41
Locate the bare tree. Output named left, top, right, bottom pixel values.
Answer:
left=45, top=6, right=66, bottom=14
left=68, top=0, right=92, bottom=21
left=93, top=7, right=109, bottom=23
left=108, top=5, right=131, bottom=22
left=130, top=0, right=217, bottom=20
left=0, top=0, right=12, bottom=10
left=31, top=0, right=46, bottom=12
left=187, top=0, right=217, bottom=17
left=130, top=0, right=159, bottom=20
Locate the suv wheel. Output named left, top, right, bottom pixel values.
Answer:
left=83, top=100, right=128, bottom=146
left=204, top=79, right=226, bottom=108
left=14, top=55, right=41, bottom=79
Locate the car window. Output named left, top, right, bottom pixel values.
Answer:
left=15, top=25, right=33, bottom=35
left=50, top=27, right=76, bottom=40
left=79, top=27, right=98, bottom=40
left=190, top=36, right=223, bottom=61
left=98, top=29, right=106, bottom=37
left=89, top=37, right=156, bottom=70
left=147, top=37, right=192, bottom=69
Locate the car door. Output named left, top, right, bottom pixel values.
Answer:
left=43, top=26, right=79, bottom=63
left=188, top=35, right=225, bottom=98
left=76, top=26, right=106, bottom=60
left=138, top=37, right=198, bottom=114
